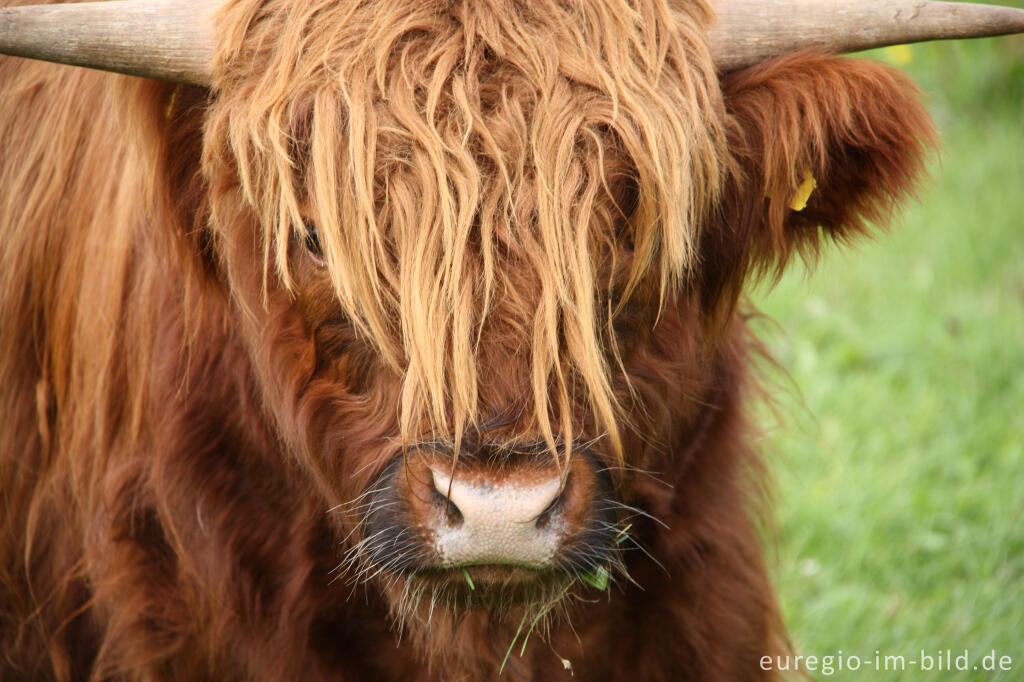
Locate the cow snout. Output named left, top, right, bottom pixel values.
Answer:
left=355, top=444, right=617, bottom=591
left=429, top=467, right=565, bottom=566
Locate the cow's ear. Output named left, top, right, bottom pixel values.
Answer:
left=709, top=52, right=936, bottom=292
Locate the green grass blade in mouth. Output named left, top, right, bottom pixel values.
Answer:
left=499, top=610, right=530, bottom=675
left=580, top=524, right=630, bottom=590
left=580, top=565, right=610, bottom=591
left=614, top=523, right=632, bottom=545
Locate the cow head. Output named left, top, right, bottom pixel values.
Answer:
left=192, top=0, right=730, bottom=640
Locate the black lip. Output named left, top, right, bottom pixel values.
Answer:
left=553, top=446, right=618, bottom=577
left=358, top=457, right=426, bottom=573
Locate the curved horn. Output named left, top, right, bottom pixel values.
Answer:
left=2, top=1, right=1024, bottom=83
left=0, top=0, right=215, bottom=85
left=711, top=0, right=1024, bottom=72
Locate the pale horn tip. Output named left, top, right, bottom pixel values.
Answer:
left=711, top=0, right=1024, bottom=73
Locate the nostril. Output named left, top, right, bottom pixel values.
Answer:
left=533, top=487, right=565, bottom=529
left=431, top=488, right=464, bottom=527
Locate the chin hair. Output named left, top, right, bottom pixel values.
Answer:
left=383, top=573, right=581, bottom=672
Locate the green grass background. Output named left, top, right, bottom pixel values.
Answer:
left=751, top=13, right=1024, bottom=682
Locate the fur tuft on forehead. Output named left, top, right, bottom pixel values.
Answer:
left=205, top=0, right=726, bottom=452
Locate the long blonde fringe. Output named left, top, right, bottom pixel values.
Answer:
left=208, top=0, right=726, bottom=454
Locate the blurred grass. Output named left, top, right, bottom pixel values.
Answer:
left=751, top=15, right=1024, bottom=682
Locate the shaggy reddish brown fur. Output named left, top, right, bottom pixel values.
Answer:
left=0, top=0, right=934, bottom=679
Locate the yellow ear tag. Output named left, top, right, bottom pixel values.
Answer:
left=789, top=171, right=818, bottom=212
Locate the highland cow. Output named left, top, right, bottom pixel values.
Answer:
left=1, top=0, right=1022, bottom=680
